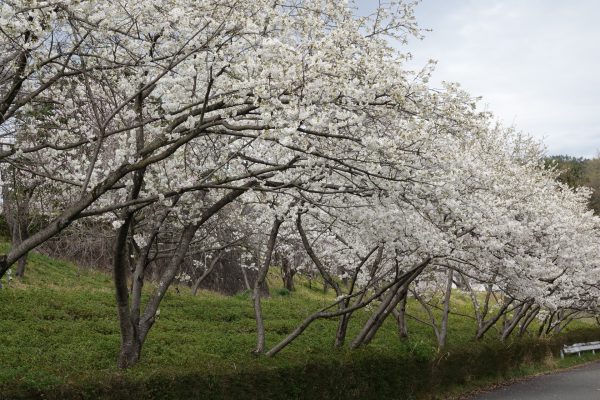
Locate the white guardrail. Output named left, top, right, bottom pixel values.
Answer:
left=560, top=341, right=600, bottom=359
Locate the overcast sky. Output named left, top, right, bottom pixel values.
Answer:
left=358, top=0, right=600, bottom=157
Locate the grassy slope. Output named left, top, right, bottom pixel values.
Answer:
left=0, top=249, right=598, bottom=399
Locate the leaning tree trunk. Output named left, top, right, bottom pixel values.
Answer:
left=537, top=312, right=550, bottom=337
left=474, top=299, right=514, bottom=340
left=518, top=304, right=540, bottom=337
left=265, top=257, right=432, bottom=357
left=333, top=245, right=383, bottom=347
left=350, top=258, right=431, bottom=349
left=501, top=301, right=532, bottom=341
left=463, top=276, right=514, bottom=341
left=359, top=282, right=409, bottom=346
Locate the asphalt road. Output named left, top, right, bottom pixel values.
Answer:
left=468, top=361, right=600, bottom=400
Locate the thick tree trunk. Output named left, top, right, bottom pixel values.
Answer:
left=114, top=94, right=148, bottom=369
left=117, top=335, right=142, bottom=369
left=114, top=214, right=141, bottom=369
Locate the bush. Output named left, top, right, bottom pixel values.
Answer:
left=275, top=288, right=291, bottom=297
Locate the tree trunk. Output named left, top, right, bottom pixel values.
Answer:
left=350, top=259, right=431, bottom=349
left=393, top=295, right=409, bottom=339
left=117, top=323, right=142, bottom=369
left=266, top=258, right=431, bottom=357
left=252, top=218, right=283, bottom=354
left=241, top=262, right=251, bottom=291
left=537, top=312, right=550, bottom=337
left=3, top=177, right=33, bottom=279
left=113, top=214, right=141, bottom=369
left=113, top=130, right=251, bottom=369
left=437, top=269, right=453, bottom=350
left=281, top=255, right=295, bottom=291
left=191, top=253, right=221, bottom=296
left=114, top=94, right=148, bottom=369
left=333, top=245, right=382, bottom=347
left=10, top=222, right=25, bottom=277
left=501, top=302, right=531, bottom=341
left=410, top=269, right=453, bottom=350
left=13, top=213, right=29, bottom=277
left=360, top=283, right=408, bottom=346
left=518, top=305, right=540, bottom=337
left=297, top=213, right=352, bottom=347
left=473, top=298, right=513, bottom=340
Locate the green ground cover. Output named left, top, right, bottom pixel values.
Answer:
left=1, top=249, right=599, bottom=399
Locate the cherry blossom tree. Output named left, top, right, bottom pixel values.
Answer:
left=2, top=0, right=600, bottom=370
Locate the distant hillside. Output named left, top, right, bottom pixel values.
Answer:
left=546, top=155, right=600, bottom=213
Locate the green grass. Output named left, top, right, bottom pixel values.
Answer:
left=1, top=249, right=599, bottom=399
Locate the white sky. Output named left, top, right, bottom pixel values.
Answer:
left=357, top=0, right=600, bottom=157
